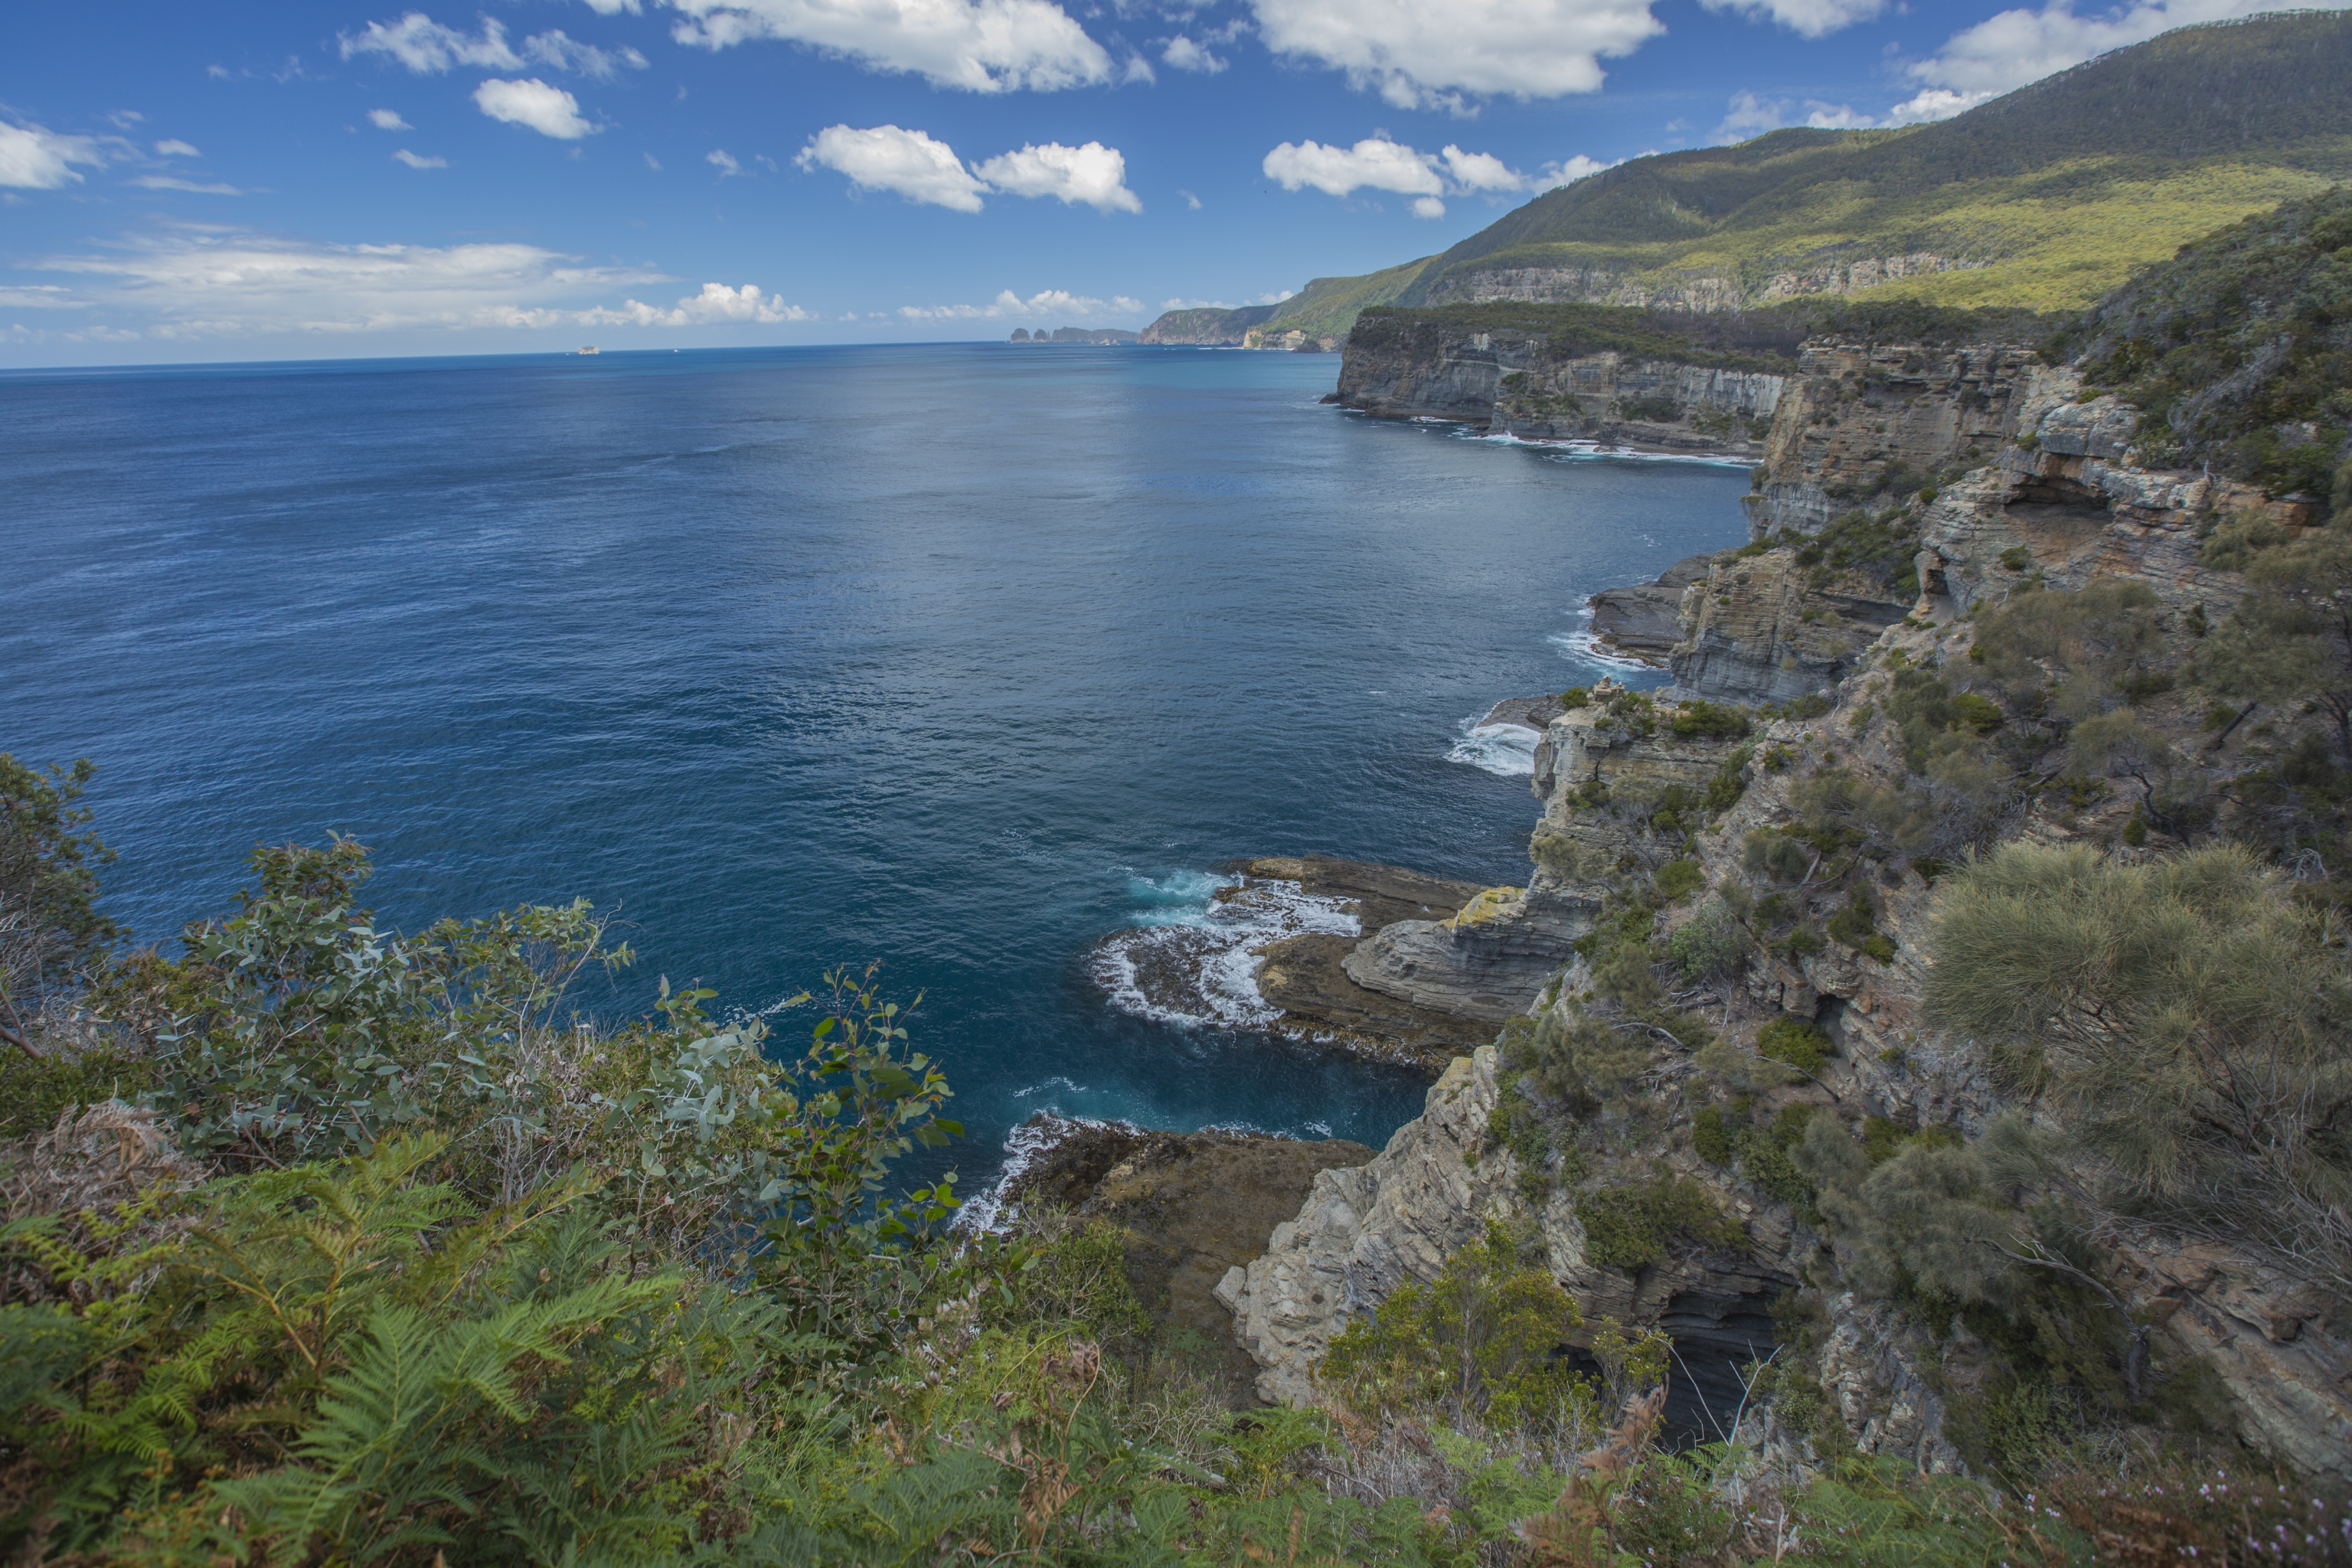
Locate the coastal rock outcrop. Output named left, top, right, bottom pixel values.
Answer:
left=1004, top=1116, right=1373, bottom=1404
left=1743, top=340, right=2038, bottom=538
left=1336, top=315, right=1785, bottom=455
left=1419, top=253, right=1984, bottom=316
left=1219, top=1043, right=1810, bottom=1437
left=1588, top=554, right=1713, bottom=662
left=1666, top=552, right=1912, bottom=704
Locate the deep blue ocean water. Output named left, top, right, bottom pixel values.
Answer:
left=2, top=343, right=1751, bottom=1185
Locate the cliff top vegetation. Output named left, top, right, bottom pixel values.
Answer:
left=1183, top=12, right=2352, bottom=348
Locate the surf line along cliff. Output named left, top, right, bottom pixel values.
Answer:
left=1210, top=307, right=2352, bottom=1478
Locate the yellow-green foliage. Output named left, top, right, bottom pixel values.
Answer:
left=1576, top=1172, right=1744, bottom=1273
left=1319, top=1221, right=1592, bottom=1432
left=1928, top=841, right=2352, bottom=1295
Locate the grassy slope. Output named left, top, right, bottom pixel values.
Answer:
left=1254, top=253, right=1444, bottom=342
left=1271, top=13, right=2352, bottom=338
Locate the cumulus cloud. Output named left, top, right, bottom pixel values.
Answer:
left=798, top=123, right=988, bottom=210
left=669, top=0, right=1114, bottom=93
left=707, top=148, right=743, bottom=175
left=1536, top=153, right=1611, bottom=190
left=799, top=124, right=1141, bottom=212
left=0, top=119, right=107, bottom=189
left=1161, top=34, right=1226, bottom=71
left=1713, top=87, right=1929, bottom=140
left=1698, top=0, right=1885, bottom=37
left=971, top=141, right=1141, bottom=211
left=582, top=281, right=812, bottom=325
left=1263, top=136, right=1445, bottom=199
left=368, top=108, right=413, bottom=129
left=474, top=78, right=595, bottom=139
left=1263, top=135, right=1584, bottom=212
left=394, top=149, right=448, bottom=168
left=1249, top=0, right=1661, bottom=110
left=154, top=139, right=201, bottom=157
left=342, top=14, right=646, bottom=77
left=579, top=0, right=642, bottom=11
left=897, top=286, right=1143, bottom=321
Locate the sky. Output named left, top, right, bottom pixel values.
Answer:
left=2, top=0, right=2344, bottom=366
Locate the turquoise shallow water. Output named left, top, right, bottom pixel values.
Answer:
left=2, top=343, right=1750, bottom=1183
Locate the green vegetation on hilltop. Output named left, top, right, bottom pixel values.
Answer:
left=1210, top=14, right=2352, bottom=348
left=2058, top=186, right=2352, bottom=497
left=1351, top=296, right=2061, bottom=375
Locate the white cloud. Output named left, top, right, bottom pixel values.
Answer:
left=342, top=13, right=526, bottom=70
left=972, top=141, right=1142, bottom=211
left=1180, top=188, right=1201, bottom=209
left=1698, top=0, right=1885, bottom=38
left=897, top=286, right=1142, bottom=321
left=154, top=139, right=201, bottom=157
left=1161, top=34, right=1226, bottom=71
left=707, top=148, right=743, bottom=175
left=394, top=149, right=448, bottom=168
left=1439, top=144, right=1521, bottom=192
left=1263, top=136, right=1444, bottom=198
left=474, top=79, right=595, bottom=139
left=1263, top=135, right=1558, bottom=207
left=1535, top=153, right=1610, bottom=190
left=644, top=151, right=663, bottom=169
left=799, top=123, right=988, bottom=210
left=669, top=0, right=1114, bottom=93
left=1249, top=0, right=1663, bottom=110
left=28, top=227, right=669, bottom=338
left=579, top=0, right=642, bottom=11
left=1713, top=88, right=1910, bottom=139
left=129, top=175, right=245, bottom=194
left=1881, top=87, right=1998, bottom=126
left=368, top=109, right=413, bottom=129
left=0, top=120, right=106, bottom=190
left=342, top=14, right=646, bottom=77
left=582, top=281, right=812, bottom=325
left=522, top=29, right=651, bottom=79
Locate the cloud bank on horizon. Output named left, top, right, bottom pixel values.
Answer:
left=0, top=0, right=2344, bottom=363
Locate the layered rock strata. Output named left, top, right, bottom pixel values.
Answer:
left=1744, top=340, right=2038, bottom=537
left=1418, top=253, right=1982, bottom=315
left=1336, top=318, right=1783, bottom=456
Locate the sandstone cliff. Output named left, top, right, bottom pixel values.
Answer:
left=1223, top=338, right=2352, bottom=1479
left=1337, top=315, right=1785, bottom=456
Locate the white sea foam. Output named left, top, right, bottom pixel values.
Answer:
left=1089, top=870, right=1358, bottom=1030
left=1447, top=717, right=1540, bottom=778
left=955, top=1111, right=1142, bottom=1235
left=1465, top=430, right=1755, bottom=470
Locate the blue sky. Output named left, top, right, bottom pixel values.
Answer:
left=2, top=0, right=2336, bottom=365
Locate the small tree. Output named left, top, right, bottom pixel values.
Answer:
left=2197, top=530, right=2352, bottom=760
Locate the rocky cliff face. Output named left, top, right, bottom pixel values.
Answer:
left=1745, top=340, right=2039, bottom=537
left=1420, top=254, right=1982, bottom=315
left=1220, top=352, right=2352, bottom=1477
left=1337, top=317, right=1783, bottom=456
left=1139, top=305, right=1278, bottom=345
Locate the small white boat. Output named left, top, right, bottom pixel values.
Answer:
left=578, top=345, right=600, bottom=355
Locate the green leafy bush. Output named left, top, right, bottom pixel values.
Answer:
left=1668, top=700, right=1753, bottom=740
left=1320, top=1222, right=1592, bottom=1432
left=1576, top=1174, right=1743, bottom=1272
left=1757, top=1015, right=1833, bottom=1074
left=1652, top=858, right=1705, bottom=903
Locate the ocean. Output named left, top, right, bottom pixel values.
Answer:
left=2, top=342, right=1752, bottom=1186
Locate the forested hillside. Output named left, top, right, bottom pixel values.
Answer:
left=1158, top=12, right=2352, bottom=348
